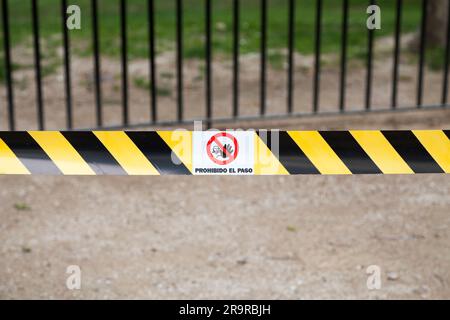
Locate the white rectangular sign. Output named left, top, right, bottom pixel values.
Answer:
left=192, top=131, right=254, bottom=175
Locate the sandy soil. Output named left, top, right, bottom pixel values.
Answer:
left=0, top=39, right=449, bottom=299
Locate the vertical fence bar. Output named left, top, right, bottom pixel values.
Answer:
left=260, top=0, right=267, bottom=116
left=313, top=0, right=322, bottom=113
left=147, top=0, right=157, bottom=122
left=205, top=0, right=212, bottom=127
left=417, top=0, right=427, bottom=107
left=31, top=0, right=44, bottom=130
left=391, top=0, right=402, bottom=109
left=91, top=0, right=102, bottom=127
left=287, top=0, right=295, bottom=114
left=120, top=0, right=128, bottom=126
left=365, top=0, right=375, bottom=111
left=442, top=1, right=450, bottom=105
left=61, top=0, right=73, bottom=129
left=176, top=0, right=183, bottom=122
left=2, top=0, right=15, bottom=130
left=232, top=0, right=239, bottom=118
left=339, top=0, right=349, bottom=112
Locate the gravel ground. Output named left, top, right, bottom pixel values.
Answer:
left=0, top=39, right=449, bottom=299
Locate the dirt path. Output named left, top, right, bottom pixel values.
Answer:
left=0, top=170, right=449, bottom=299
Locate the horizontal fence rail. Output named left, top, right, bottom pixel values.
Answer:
left=0, top=0, right=449, bottom=131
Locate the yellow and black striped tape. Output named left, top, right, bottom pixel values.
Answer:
left=0, top=130, right=449, bottom=175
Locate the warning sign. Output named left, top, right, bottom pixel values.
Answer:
left=193, top=131, right=254, bottom=175
left=206, top=132, right=239, bottom=165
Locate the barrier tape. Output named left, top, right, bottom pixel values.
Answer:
left=0, top=130, right=449, bottom=175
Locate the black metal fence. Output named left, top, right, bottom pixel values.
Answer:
left=1, top=0, right=449, bottom=130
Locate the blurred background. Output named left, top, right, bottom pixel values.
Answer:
left=0, top=0, right=448, bottom=130
left=0, top=0, right=449, bottom=299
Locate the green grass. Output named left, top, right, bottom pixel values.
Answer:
left=427, top=47, right=448, bottom=71
left=268, top=50, right=286, bottom=69
left=133, top=75, right=172, bottom=96
left=0, top=0, right=424, bottom=59
left=13, top=202, right=31, bottom=211
left=1, top=0, right=445, bottom=82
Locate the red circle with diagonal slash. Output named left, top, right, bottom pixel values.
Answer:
left=206, top=132, right=239, bottom=165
